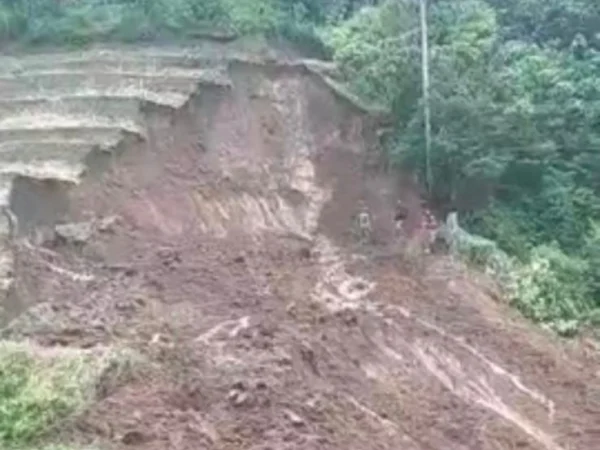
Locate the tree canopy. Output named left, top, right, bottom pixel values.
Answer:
left=325, top=0, right=600, bottom=333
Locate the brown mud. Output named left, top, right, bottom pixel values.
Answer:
left=1, top=51, right=598, bottom=450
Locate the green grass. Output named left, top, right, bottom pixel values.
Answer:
left=0, top=340, right=140, bottom=449
left=0, top=0, right=284, bottom=49
left=0, top=0, right=336, bottom=52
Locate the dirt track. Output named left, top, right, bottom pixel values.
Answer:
left=1, top=45, right=599, bottom=449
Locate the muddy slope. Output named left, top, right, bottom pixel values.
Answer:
left=2, top=47, right=599, bottom=450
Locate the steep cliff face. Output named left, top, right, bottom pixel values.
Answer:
left=0, top=41, right=598, bottom=450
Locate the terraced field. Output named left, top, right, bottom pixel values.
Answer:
left=0, top=41, right=598, bottom=450
left=0, top=45, right=237, bottom=303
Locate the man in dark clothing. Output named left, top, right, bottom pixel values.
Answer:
left=394, top=200, right=409, bottom=240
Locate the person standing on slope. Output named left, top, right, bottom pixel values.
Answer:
left=394, top=199, right=409, bottom=243
left=420, top=201, right=440, bottom=254
left=357, top=202, right=372, bottom=245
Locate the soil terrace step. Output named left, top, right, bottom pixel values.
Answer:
left=0, top=173, right=15, bottom=206
left=0, top=160, right=83, bottom=184
left=4, top=66, right=225, bottom=80
left=0, top=89, right=190, bottom=109
left=1, top=56, right=221, bottom=75
left=0, top=97, right=143, bottom=122
left=0, top=68, right=230, bottom=100
left=0, top=45, right=241, bottom=70
left=0, top=74, right=197, bottom=97
left=0, top=140, right=114, bottom=166
left=0, top=164, right=82, bottom=207
left=0, top=126, right=135, bottom=143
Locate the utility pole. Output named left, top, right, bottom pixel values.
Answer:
left=419, top=0, right=433, bottom=196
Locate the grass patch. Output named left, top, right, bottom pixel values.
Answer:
left=0, top=340, right=140, bottom=448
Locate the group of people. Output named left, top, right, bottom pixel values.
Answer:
left=357, top=199, right=440, bottom=252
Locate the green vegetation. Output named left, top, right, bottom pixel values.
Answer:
left=0, top=341, right=139, bottom=449
left=0, top=0, right=322, bottom=47
left=321, top=0, right=600, bottom=335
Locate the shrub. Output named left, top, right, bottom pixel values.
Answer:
left=581, top=221, right=600, bottom=305
left=0, top=341, right=140, bottom=447
left=322, top=0, right=419, bottom=108
left=0, top=3, right=24, bottom=41
left=277, top=20, right=331, bottom=59
left=221, top=0, right=282, bottom=35
left=0, top=0, right=233, bottom=45
left=510, top=244, right=591, bottom=335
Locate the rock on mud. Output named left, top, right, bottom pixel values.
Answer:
left=284, top=409, right=306, bottom=427
left=228, top=389, right=251, bottom=407
left=55, top=221, right=94, bottom=244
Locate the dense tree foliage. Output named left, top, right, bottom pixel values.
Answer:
left=0, top=0, right=381, bottom=45
left=0, top=0, right=599, bottom=333
left=325, top=0, right=600, bottom=333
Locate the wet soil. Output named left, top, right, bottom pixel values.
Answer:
left=2, top=56, right=599, bottom=450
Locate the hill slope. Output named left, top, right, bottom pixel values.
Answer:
left=0, top=40, right=598, bottom=450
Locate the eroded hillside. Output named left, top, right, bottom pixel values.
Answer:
left=0, top=40, right=598, bottom=450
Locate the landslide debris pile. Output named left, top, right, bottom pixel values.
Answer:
left=0, top=40, right=598, bottom=450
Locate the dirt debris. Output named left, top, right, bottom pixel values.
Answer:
left=0, top=48, right=598, bottom=450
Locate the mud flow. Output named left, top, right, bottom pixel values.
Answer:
left=0, top=42, right=598, bottom=449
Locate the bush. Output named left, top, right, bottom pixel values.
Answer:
left=0, top=3, right=24, bottom=40
left=464, top=206, right=533, bottom=261
left=277, top=20, right=331, bottom=59
left=322, top=1, right=420, bottom=108
left=0, top=0, right=232, bottom=46
left=440, top=212, right=598, bottom=335
left=0, top=0, right=343, bottom=48
left=223, top=0, right=282, bottom=35
left=0, top=341, right=139, bottom=447
left=580, top=221, right=600, bottom=305
left=438, top=212, right=518, bottom=291
left=510, top=244, right=591, bottom=335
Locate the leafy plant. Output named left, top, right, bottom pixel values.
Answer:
left=222, top=0, right=282, bottom=34
left=510, top=244, right=591, bottom=335
left=325, top=0, right=600, bottom=334
left=0, top=341, right=139, bottom=447
left=323, top=1, right=419, bottom=109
